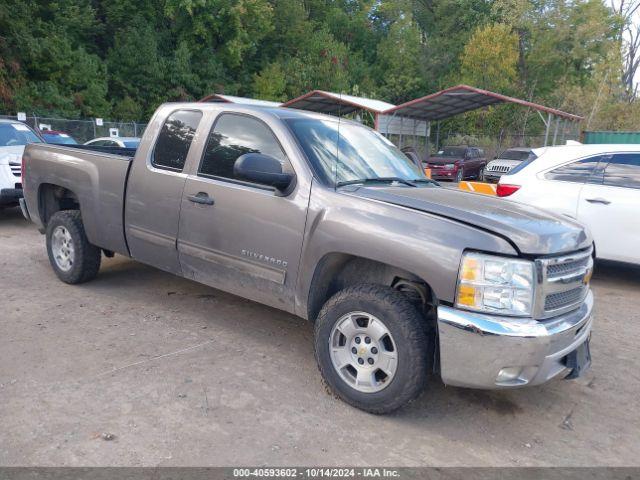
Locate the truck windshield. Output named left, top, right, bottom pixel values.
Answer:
left=0, top=123, right=42, bottom=147
left=285, top=118, right=426, bottom=186
left=434, top=147, right=466, bottom=158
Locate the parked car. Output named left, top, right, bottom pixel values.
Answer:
left=84, top=136, right=141, bottom=148
left=40, top=130, right=78, bottom=145
left=424, top=146, right=486, bottom=182
left=21, top=103, right=594, bottom=413
left=0, top=119, right=43, bottom=208
left=498, top=144, right=640, bottom=265
left=482, top=147, right=536, bottom=183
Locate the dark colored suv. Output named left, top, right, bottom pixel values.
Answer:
left=424, top=146, right=487, bottom=182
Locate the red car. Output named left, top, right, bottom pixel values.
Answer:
left=424, top=146, right=487, bottom=182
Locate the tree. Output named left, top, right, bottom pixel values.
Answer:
left=460, top=23, right=519, bottom=92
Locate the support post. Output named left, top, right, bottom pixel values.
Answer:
left=552, top=115, right=560, bottom=146
left=544, top=113, right=552, bottom=146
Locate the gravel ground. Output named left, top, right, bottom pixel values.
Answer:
left=1, top=206, right=639, bottom=467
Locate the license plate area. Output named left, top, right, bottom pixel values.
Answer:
left=564, top=337, right=591, bottom=379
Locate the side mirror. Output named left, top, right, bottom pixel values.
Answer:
left=234, top=153, right=295, bottom=191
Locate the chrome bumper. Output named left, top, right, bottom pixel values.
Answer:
left=19, top=197, right=30, bottom=221
left=437, top=290, right=593, bottom=389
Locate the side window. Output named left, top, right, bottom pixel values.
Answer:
left=603, top=153, right=640, bottom=189
left=199, top=114, right=288, bottom=181
left=152, top=110, right=203, bottom=171
left=545, top=155, right=603, bottom=183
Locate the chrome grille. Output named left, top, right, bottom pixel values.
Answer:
left=9, top=163, right=21, bottom=177
left=545, top=286, right=587, bottom=311
left=547, top=256, right=590, bottom=279
left=534, top=247, right=593, bottom=319
left=487, top=164, right=511, bottom=173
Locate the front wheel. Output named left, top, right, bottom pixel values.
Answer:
left=314, top=284, right=431, bottom=414
left=46, top=210, right=101, bottom=284
left=455, top=169, right=464, bottom=182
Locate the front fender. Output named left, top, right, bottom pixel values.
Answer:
left=295, top=185, right=517, bottom=319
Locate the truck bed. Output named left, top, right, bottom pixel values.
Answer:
left=22, top=143, right=134, bottom=256
left=58, top=143, right=138, bottom=158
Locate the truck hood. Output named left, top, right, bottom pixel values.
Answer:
left=0, top=145, right=25, bottom=165
left=349, top=186, right=591, bottom=255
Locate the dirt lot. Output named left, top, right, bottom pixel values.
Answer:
left=1, top=206, right=639, bottom=467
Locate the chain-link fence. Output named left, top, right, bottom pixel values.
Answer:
left=0, top=114, right=147, bottom=144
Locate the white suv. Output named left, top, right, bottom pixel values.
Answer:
left=0, top=120, right=43, bottom=209
left=497, top=144, right=640, bottom=265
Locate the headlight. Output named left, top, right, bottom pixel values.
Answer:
left=444, top=163, right=456, bottom=170
left=455, top=252, right=535, bottom=316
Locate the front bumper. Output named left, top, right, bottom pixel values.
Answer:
left=429, top=170, right=458, bottom=180
left=0, top=187, right=23, bottom=206
left=437, top=290, right=593, bottom=389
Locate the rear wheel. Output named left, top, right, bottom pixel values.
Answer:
left=314, top=284, right=431, bottom=414
left=46, top=210, right=101, bottom=284
left=455, top=169, right=464, bottom=182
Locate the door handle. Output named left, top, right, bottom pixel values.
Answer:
left=585, top=197, right=611, bottom=205
left=187, top=192, right=214, bottom=205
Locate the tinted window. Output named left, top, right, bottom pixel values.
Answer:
left=199, top=114, right=287, bottom=180
left=499, top=149, right=532, bottom=161
left=603, top=153, right=640, bottom=189
left=42, top=133, right=77, bottom=145
left=152, top=110, right=202, bottom=171
left=545, top=156, right=603, bottom=183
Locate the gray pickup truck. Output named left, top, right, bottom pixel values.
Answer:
left=21, top=103, right=594, bottom=413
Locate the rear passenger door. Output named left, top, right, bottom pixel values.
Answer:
left=177, top=112, right=310, bottom=313
left=537, top=155, right=605, bottom=218
left=577, top=153, right=640, bottom=263
left=125, top=109, right=204, bottom=274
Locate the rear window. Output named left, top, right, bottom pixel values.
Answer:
left=152, top=110, right=203, bottom=171
left=42, top=133, right=77, bottom=145
left=499, top=149, right=532, bottom=161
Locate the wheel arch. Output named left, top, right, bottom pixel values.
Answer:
left=38, top=183, right=81, bottom=227
left=306, top=253, right=437, bottom=323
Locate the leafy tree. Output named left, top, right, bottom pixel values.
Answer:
left=460, top=23, right=519, bottom=92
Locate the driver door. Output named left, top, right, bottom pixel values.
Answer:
left=177, top=112, right=310, bottom=313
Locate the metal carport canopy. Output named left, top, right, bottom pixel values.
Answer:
left=199, top=93, right=282, bottom=107
left=382, top=84, right=583, bottom=122
left=281, top=90, right=395, bottom=116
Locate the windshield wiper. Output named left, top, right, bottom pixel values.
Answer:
left=336, top=177, right=418, bottom=187
left=336, top=177, right=438, bottom=188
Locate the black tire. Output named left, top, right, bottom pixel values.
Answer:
left=455, top=169, right=464, bottom=182
left=314, top=284, right=431, bottom=414
left=46, top=210, right=101, bottom=284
